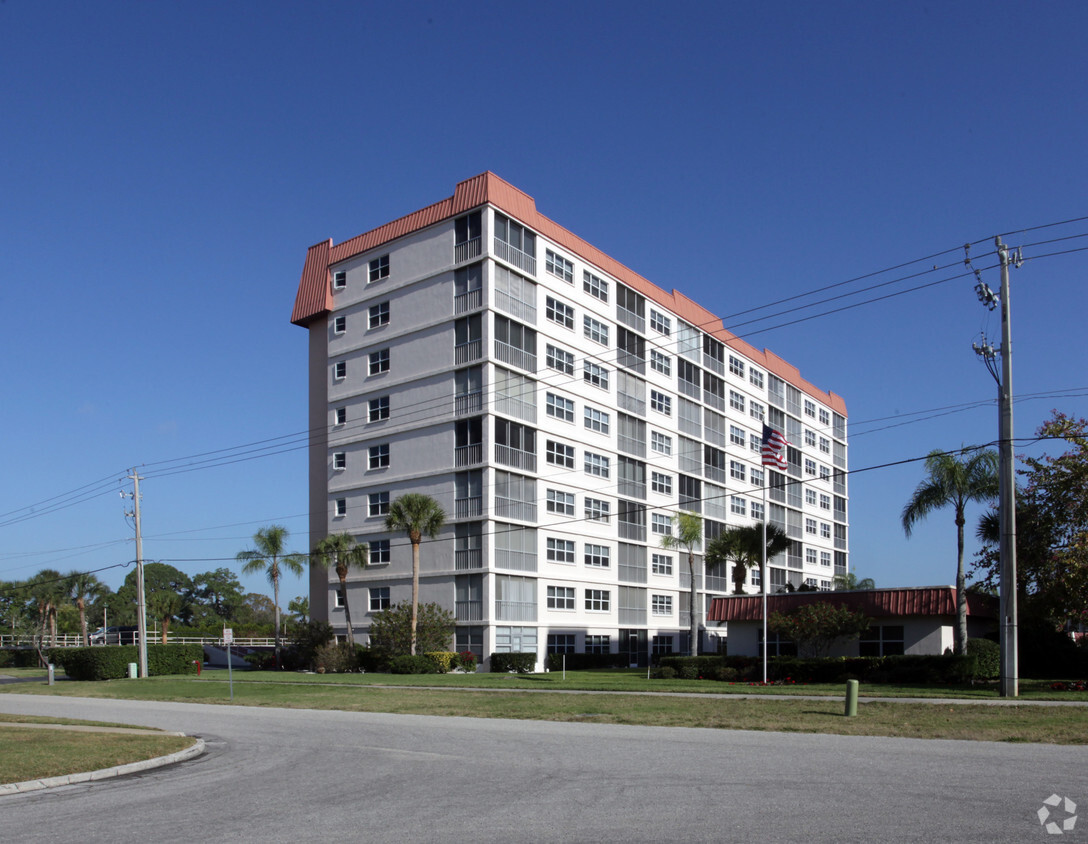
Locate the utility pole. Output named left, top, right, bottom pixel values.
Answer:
left=127, top=470, right=149, bottom=679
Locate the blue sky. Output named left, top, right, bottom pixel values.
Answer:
left=2, top=1, right=1086, bottom=607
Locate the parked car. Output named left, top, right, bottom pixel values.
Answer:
left=89, top=626, right=139, bottom=645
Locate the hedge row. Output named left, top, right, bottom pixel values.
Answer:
left=489, top=652, right=536, bottom=673
left=544, top=653, right=628, bottom=672
left=51, top=645, right=203, bottom=680
left=656, top=652, right=983, bottom=684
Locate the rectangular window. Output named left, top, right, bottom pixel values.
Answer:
left=368, top=444, right=390, bottom=469
left=820, top=551, right=832, bottom=567
left=820, top=493, right=831, bottom=510
left=650, top=349, right=671, bottom=376
left=583, top=315, right=609, bottom=345
left=546, top=538, right=575, bottom=564
left=547, top=585, right=575, bottom=610
left=584, top=406, right=610, bottom=434
left=650, top=390, right=671, bottom=415
left=368, top=254, right=390, bottom=282
left=548, top=633, right=576, bottom=654
left=804, top=399, right=817, bottom=418
left=749, top=401, right=765, bottom=423
left=369, top=587, right=390, bottom=611
left=820, top=437, right=831, bottom=454
left=332, top=270, right=347, bottom=290
left=821, top=522, right=832, bottom=539
left=806, top=548, right=818, bottom=567
left=546, top=489, right=575, bottom=516
left=334, top=407, right=346, bottom=426
left=750, top=368, right=764, bottom=389
left=546, top=393, right=575, bottom=422
left=546, top=249, right=574, bottom=283
left=730, top=425, right=746, bottom=447
left=750, top=433, right=762, bottom=453
left=651, top=553, right=673, bottom=576
left=333, top=361, right=346, bottom=380
left=730, top=461, right=746, bottom=482
left=584, top=452, right=610, bottom=478
left=369, top=539, right=391, bottom=564
left=805, top=458, right=817, bottom=476
left=806, top=489, right=818, bottom=506
left=546, top=344, right=574, bottom=375
left=649, top=310, right=671, bottom=335
left=585, top=589, right=611, bottom=612
left=750, top=467, right=764, bottom=486
left=546, top=440, right=575, bottom=469
left=585, top=498, right=611, bottom=522
left=651, top=432, right=672, bottom=455
left=369, top=302, right=390, bottom=328
left=731, top=496, right=747, bottom=516
left=730, top=390, right=746, bottom=412
left=583, top=270, right=608, bottom=302
left=820, top=408, right=832, bottom=426
left=368, top=396, right=390, bottom=422
left=729, top=356, right=745, bottom=378
left=333, top=452, right=346, bottom=471
left=584, top=362, right=609, bottom=389
left=333, top=315, right=346, bottom=334
left=369, top=349, right=390, bottom=375
left=368, top=492, right=389, bottom=517
left=652, top=594, right=673, bottom=615
left=546, top=296, right=575, bottom=329
left=806, top=518, right=817, bottom=535
left=651, top=471, right=672, bottom=495
left=805, top=429, right=817, bottom=447
left=334, top=498, right=346, bottom=517
left=585, top=634, right=610, bottom=654
left=651, top=513, right=672, bottom=536
left=585, top=544, right=611, bottom=568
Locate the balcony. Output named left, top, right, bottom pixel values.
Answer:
left=456, top=600, right=483, bottom=622
left=703, top=353, right=725, bottom=376
left=494, top=340, right=536, bottom=372
left=678, top=378, right=701, bottom=400
left=618, top=391, right=646, bottom=416
left=454, top=288, right=483, bottom=315
left=493, top=239, right=536, bottom=275
left=618, top=521, right=647, bottom=542
left=618, top=479, right=646, bottom=500
left=455, top=548, right=482, bottom=570
left=495, top=394, right=536, bottom=424
left=455, top=496, right=482, bottom=519
left=495, top=600, right=537, bottom=622
left=495, top=549, right=537, bottom=572
left=455, top=340, right=482, bottom=365
left=618, top=608, right=647, bottom=625
left=495, top=444, right=536, bottom=473
left=494, top=290, right=537, bottom=324
left=617, top=351, right=646, bottom=376
left=455, top=390, right=483, bottom=416
left=617, top=434, right=646, bottom=458
left=495, top=497, right=537, bottom=522
left=455, top=444, right=483, bottom=467
left=617, top=305, right=645, bottom=333
left=454, top=236, right=482, bottom=264
left=705, top=465, right=726, bottom=484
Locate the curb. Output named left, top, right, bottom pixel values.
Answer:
left=0, top=736, right=205, bottom=796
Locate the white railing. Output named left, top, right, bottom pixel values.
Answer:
left=493, top=239, right=536, bottom=275
left=454, top=237, right=482, bottom=264
left=455, top=340, right=482, bottom=365
left=495, top=444, right=536, bottom=472
left=455, top=390, right=483, bottom=416
left=494, top=289, right=537, bottom=324
left=454, top=288, right=483, bottom=315
left=455, top=443, right=483, bottom=467
left=494, top=340, right=536, bottom=373
left=0, top=634, right=277, bottom=649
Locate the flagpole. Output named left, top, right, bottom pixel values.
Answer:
left=762, top=477, right=768, bottom=685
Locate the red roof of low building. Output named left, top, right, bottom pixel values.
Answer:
left=706, top=587, right=997, bottom=622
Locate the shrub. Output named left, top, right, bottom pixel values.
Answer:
left=489, top=652, right=536, bottom=673
left=57, top=645, right=201, bottom=680
left=389, top=654, right=440, bottom=674
left=369, top=602, right=455, bottom=656
left=424, top=651, right=457, bottom=673
left=658, top=655, right=727, bottom=679
left=544, top=652, right=625, bottom=671
left=281, top=621, right=335, bottom=671
left=709, top=665, right=738, bottom=682
left=356, top=646, right=390, bottom=673
left=147, top=644, right=202, bottom=676
left=314, top=642, right=358, bottom=674
left=455, top=650, right=478, bottom=672
left=967, top=638, right=1000, bottom=680
left=651, top=665, right=677, bottom=679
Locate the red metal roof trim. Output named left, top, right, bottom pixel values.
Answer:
left=290, top=172, right=846, bottom=411
left=706, top=587, right=997, bottom=623
left=290, top=239, right=332, bottom=326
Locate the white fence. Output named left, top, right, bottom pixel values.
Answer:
left=0, top=634, right=276, bottom=649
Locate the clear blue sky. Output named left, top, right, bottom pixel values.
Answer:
left=2, top=1, right=1086, bottom=607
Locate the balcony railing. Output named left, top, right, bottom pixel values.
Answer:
left=617, top=434, right=646, bottom=458
left=456, top=600, right=484, bottom=622
left=495, top=394, right=536, bottom=423
left=703, top=354, right=725, bottom=376
left=455, top=340, right=482, bottom=365
left=618, top=392, right=646, bottom=416
left=618, top=479, right=647, bottom=500
left=678, top=379, right=701, bottom=400
left=494, top=290, right=537, bottom=324
left=617, top=351, right=646, bottom=375
left=705, top=465, right=726, bottom=484
left=495, top=497, right=537, bottom=522
left=454, top=236, right=482, bottom=264
left=455, top=390, right=483, bottom=416
left=703, top=391, right=726, bottom=412
left=494, top=340, right=536, bottom=372
left=495, top=600, right=537, bottom=622
left=493, top=239, right=536, bottom=275
left=455, top=548, right=482, bottom=570
left=454, top=288, right=483, bottom=315
left=495, top=444, right=536, bottom=472
left=617, top=305, right=645, bottom=333
left=618, top=521, right=647, bottom=542
left=495, top=549, right=537, bottom=572
left=618, top=608, right=647, bottom=625
left=455, top=496, right=482, bottom=519
left=455, top=444, right=483, bottom=467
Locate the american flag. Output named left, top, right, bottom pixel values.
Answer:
left=761, top=424, right=789, bottom=470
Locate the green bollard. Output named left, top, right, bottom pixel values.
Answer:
left=844, top=679, right=859, bottom=717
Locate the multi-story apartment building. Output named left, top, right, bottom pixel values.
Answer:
left=292, top=172, right=848, bottom=668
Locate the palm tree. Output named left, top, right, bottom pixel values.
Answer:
left=67, top=571, right=106, bottom=646
left=705, top=523, right=790, bottom=595
left=902, top=447, right=999, bottom=654
left=385, top=494, right=446, bottom=655
left=660, top=512, right=703, bottom=655
left=312, top=533, right=369, bottom=648
left=237, top=525, right=306, bottom=663
left=832, top=570, right=876, bottom=591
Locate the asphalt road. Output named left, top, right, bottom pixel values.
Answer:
left=0, top=694, right=1085, bottom=843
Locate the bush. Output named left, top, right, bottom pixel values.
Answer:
left=423, top=651, right=457, bottom=673
left=489, top=652, right=536, bottom=673
left=356, top=646, right=390, bottom=673
left=657, top=655, right=727, bottom=679
left=54, top=645, right=201, bottom=680
left=314, top=642, right=358, bottom=674
left=544, top=652, right=626, bottom=671
left=281, top=621, right=334, bottom=671
left=389, top=654, right=440, bottom=674
left=967, top=638, right=1001, bottom=680
left=455, top=650, right=478, bottom=672
left=651, top=665, right=677, bottom=679
left=369, top=602, right=455, bottom=656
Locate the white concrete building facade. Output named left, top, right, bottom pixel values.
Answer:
left=292, top=172, right=849, bottom=669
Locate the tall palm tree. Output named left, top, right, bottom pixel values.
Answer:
left=705, top=523, right=791, bottom=595
left=237, top=525, right=306, bottom=663
left=902, top=447, right=999, bottom=654
left=385, top=493, right=446, bottom=656
left=660, top=511, right=703, bottom=655
left=311, top=532, right=369, bottom=648
left=67, top=571, right=107, bottom=646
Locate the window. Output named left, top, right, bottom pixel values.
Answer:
left=821, top=522, right=832, bottom=539
left=369, top=349, right=390, bottom=375
left=730, top=461, right=746, bottom=482
left=805, top=518, right=817, bottom=535
left=369, top=301, right=390, bottom=328
left=649, top=310, right=671, bottom=335
left=546, top=440, right=575, bottom=469
left=333, top=315, right=346, bottom=334
left=333, top=361, right=346, bottom=380
left=546, top=489, right=575, bottom=516
left=805, top=429, right=817, bottom=447
left=334, top=498, right=347, bottom=517
left=729, top=356, right=745, bottom=378
left=332, top=270, right=346, bottom=290
left=651, top=553, right=673, bottom=576
left=750, top=433, right=762, bottom=453
left=584, top=406, right=610, bottom=434
left=820, top=493, right=831, bottom=510
left=804, top=399, right=817, bottom=417
left=860, top=625, right=905, bottom=657
left=585, top=498, right=610, bottom=522
left=652, top=594, right=673, bottom=615
left=547, top=586, right=575, bottom=610
left=333, top=452, right=346, bottom=471
left=650, top=390, right=672, bottom=416
left=585, top=544, right=610, bottom=567
left=368, top=444, right=390, bottom=469
left=585, top=634, right=610, bottom=654
left=806, top=489, right=818, bottom=506
left=819, top=437, right=831, bottom=454
left=750, top=368, right=764, bottom=389
left=652, top=635, right=674, bottom=655
left=730, top=390, right=746, bottom=412
left=546, top=296, right=574, bottom=329
left=731, top=496, right=747, bottom=516
left=751, top=501, right=764, bottom=520
left=820, top=408, right=831, bottom=426
left=820, top=465, right=831, bottom=482
left=583, top=270, right=608, bottom=302
left=805, top=458, right=817, bottom=476
left=651, top=513, right=672, bottom=536
left=730, top=425, right=746, bottom=446
left=370, top=539, right=391, bottom=564
left=651, top=432, right=672, bottom=455
left=548, top=633, right=576, bottom=654
left=368, top=396, right=390, bottom=422
left=750, top=467, right=763, bottom=487
left=455, top=211, right=481, bottom=250
left=370, top=587, right=390, bottom=611
left=334, top=407, right=346, bottom=426
left=495, top=214, right=536, bottom=261
left=583, top=315, right=608, bottom=345
left=546, top=249, right=573, bottom=282
left=750, top=401, right=765, bottom=422
left=546, top=393, right=575, bottom=422
left=368, top=254, right=389, bottom=282
left=547, top=538, right=575, bottom=564
left=651, top=472, right=672, bottom=495
left=333, top=588, right=344, bottom=608
left=585, top=589, right=611, bottom=612
left=546, top=344, right=574, bottom=375
left=806, top=548, right=818, bottom=567
left=584, top=361, right=609, bottom=389
left=368, top=492, right=389, bottom=517
left=650, top=349, right=671, bottom=376
left=820, top=551, right=832, bottom=567
left=584, top=452, right=610, bottom=478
